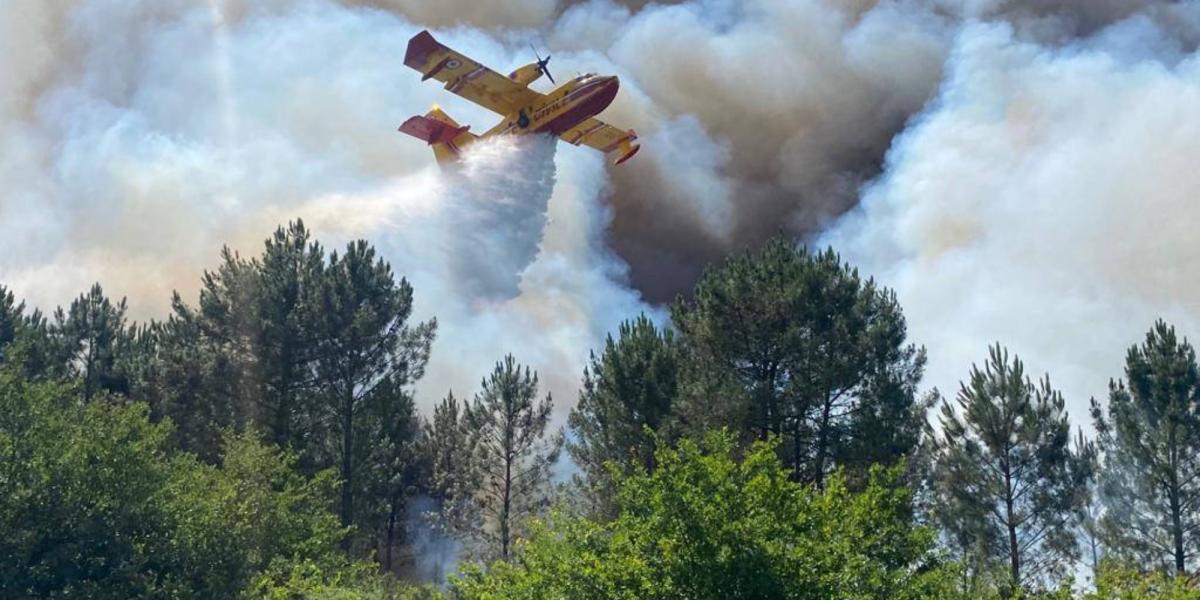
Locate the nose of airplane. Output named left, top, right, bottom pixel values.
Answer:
left=590, top=76, right=620, bottom=112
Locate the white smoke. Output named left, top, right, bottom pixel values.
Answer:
left=403, top=495, right=462, bottom=584
left=822, top=18, right=1200, bottom=420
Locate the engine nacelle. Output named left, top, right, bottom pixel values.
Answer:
left=508, top=63, right=543, bottom=86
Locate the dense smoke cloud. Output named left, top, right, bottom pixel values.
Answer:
left=823, top=18, right=1200, bottom=418
left=332, top=0, right=1194, bottom=300
left=3, top=0, right=1200, bottom=421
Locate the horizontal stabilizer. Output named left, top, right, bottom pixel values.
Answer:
left=404, top=30, right=445, bottom=72
left=398, top=115, right=470, bottom=145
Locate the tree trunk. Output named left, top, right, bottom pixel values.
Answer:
left=1169, top=423, right=1186, bottom=575
left=340, top=389, right=354, bottom=534
left=501, top=451, right=512, bottom=559
left=385, top=501, right=397, bottom=572
left=274, top=379, right=291, bottom=447
left=792, top=417, right=803, bottom=482
left=1004, top=463, right=1021, bottom=591
left=83, top=340, right=96, bottom=403
left=1173, top=507, right=1186, bottom=574
left=813, top=395, right=833, bottom=488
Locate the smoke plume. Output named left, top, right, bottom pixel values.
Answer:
left=3, top=0, right=1200, bottom=440
left=823, top=17, right=1200, bottom=421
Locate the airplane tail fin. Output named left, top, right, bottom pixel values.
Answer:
left=398, top=107, right=477, bottom=165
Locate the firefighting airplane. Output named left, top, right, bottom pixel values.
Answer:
left=399, top=30, right=640, bottom=166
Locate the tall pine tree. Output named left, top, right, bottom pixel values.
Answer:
left=933, top=345, right=1088, bottom=594
left=465, top=356, right=562, bottom=561
left=308, top=239, right=436, bottom=541
left=146, top=298, right=240, bottom=460
left=1092, top=320, right=1200, bottom=576
left=671, top=237, right=925, bottom=485
left=251, top=221, right=326, bottom=449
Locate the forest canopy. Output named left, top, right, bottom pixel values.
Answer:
left=2, top=222, right=1198, bottom=599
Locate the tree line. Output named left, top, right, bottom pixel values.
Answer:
left=2, top=221, right=1199, bottom=598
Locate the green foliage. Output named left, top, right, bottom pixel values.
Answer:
left=18, top=225, right=1200, bottom=597
left=933, top=345, right=1089, bottom=594
left=568, top=314, right=680, bottom=516
left=251, top=221, right=327, bottom=449
left=1092, top=321, right=1200, bottom=575
left=248, top=560, right=443, bottom=600
left=1082, top=561, right=1200, bottom=600
left=452, top=431, right=956, bottom=600
left=670, top=237, right=926, bottom=485
left=0, top=364, right=349, bottom=597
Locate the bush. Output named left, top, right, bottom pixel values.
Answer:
left=451, top=431, right=957, bottom=599
left=0, top=366, right=351, bottom=597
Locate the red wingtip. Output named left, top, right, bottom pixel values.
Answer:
left=404, top=30, right=442, bottom=69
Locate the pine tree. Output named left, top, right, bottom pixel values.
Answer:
left=361, top=374, right=425, bottom=572
left=568, top=314, right=679, bottom=516
left=148, top=296, right=244, bottom=460
left=424, top=392, right=481, bottom=533
left=933, top=344, right=1088, bottom=594
left=251, top=221, right=326, bottom=449
left=0, top=286, right=22, bottom=358
left=191, top=246, right=260, bottom=436
left=466, top=356, right=563, bottom=561
left=52, top=283, right=132, bottom=402
left=186, top=222, right=326, bottom=454
left=0, top=285, right=53, bottom=377
left=1073, top=428, right=1103, bottom=586
left=422, top=392, right=481, bottom=580
left=308, top=239, right=436, bottom=540
left=1091, top=320, right=1200, bottom=576
left=670, top=237, right=925, bottom=485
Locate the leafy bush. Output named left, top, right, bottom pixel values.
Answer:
left=0, top=365, right=351, bottom=597
left=451, top=431, right=957, bottom=599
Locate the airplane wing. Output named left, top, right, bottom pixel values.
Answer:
left=561, top=118, right=641, bottom=165
left=404, top=30, right=541, bottom=116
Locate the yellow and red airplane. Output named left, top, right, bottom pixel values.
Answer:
left=399, top=30, right=640, bottom=166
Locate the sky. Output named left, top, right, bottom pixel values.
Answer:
left=3, top=0, right=1200, bottom=427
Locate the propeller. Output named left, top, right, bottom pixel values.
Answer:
left=531, top=44, right=555, bottom=84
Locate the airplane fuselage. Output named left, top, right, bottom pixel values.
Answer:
left=484, top=75, right=620, bottom=138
